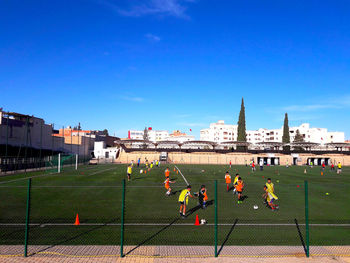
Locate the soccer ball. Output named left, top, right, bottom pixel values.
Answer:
left=253, top=205, right=258, bottom=210
left=200, top=219, right=207, bottom=225
left=140, top=170, right=143, bottom=174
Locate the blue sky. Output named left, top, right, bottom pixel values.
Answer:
left=1, top=0, right=350, bottom=139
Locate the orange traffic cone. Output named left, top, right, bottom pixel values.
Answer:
left=194, top=214, right=200, bottom=226
left=145, top=170, right=147, bottom=174
left=176, top=170, right=178, bottom=174
left=74, top=214, right=80, bottom=226
left=321, top=171, right=324, bottom=176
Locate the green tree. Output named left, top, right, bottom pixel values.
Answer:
left=237, top=97, right=247, bottom=142
left=294, top=129, right=304, bottom=143
left=293, top=129, right=304, bottom=152
left=282, top=113, right=290, bottom=151
left=143, top=127, right=149, bottom=141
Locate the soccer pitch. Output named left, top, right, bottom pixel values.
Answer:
left=0, top=163, right=349, bottom=257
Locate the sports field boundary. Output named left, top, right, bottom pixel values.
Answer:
left=1, top=245, right=350, bottom=258
left=1, top=223, right=349, bottom=227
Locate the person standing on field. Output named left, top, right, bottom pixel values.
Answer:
left=127, top=164, right=132, bottom=182
left=337, top=162, right=342, bottom=174
left=178, top=185, right=196, bottom=218
left=225, top=171, right=231, bottom=192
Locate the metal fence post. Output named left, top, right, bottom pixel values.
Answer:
left=215, top=180, right=218, bottom=257
left=120, top=179, right=126, bottom=257
left=24, top=178, right=32, bottom=257
left=305, top=180, right=309, bottom=257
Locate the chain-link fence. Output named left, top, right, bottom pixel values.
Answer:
left=0, top=174, right=349, bottom=259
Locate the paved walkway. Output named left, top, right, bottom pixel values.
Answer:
left=1, top=256, right=350, bottom=263
left=1, top=245, right=350, bottom=263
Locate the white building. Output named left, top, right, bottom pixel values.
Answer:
left=128, top=130, right=144, bottom=140
left=165, top=130, right=195, bottom=143
left=201, top=121, right=345, bottom=144
left=148, top=130, right=169, bottom=142
left=200, top=120, right=237, bottom=143
left=93, top=141, right=120, bottom=160
left=128, top=129, right=169, bottom=142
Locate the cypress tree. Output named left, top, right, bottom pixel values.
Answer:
left=236, top=98, right=247, bottom=151
left=143, top=127, right=149, bottom=148
left=237, top=98, right=247, bottom=142
left=282, top=113, right=290, bottom=151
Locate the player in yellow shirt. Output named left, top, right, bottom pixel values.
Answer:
left=266, top=178, right=274, bottom=193
left=178, top=185, right=196, bottom=218
left=127, top=164, right=132, bottom=181
left=232, top=173, right=240, bottom=195
left=337, top=162, right=342, bottom=174
left=263, top=185, right=279, bottom=211
left=264, top=178, right=274, bottom=206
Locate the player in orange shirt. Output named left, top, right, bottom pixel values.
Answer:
left=235, top=177, right=244, bottom=204
left=198, top=185, right=208, bottom=209
left=164, top=177, right=175, bottom=196
left=225, top=171, right=231, bottom=192
left=165, top=167, right=170, bottom=178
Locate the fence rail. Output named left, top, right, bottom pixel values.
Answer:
left=1, top=176, right=349, bottom=259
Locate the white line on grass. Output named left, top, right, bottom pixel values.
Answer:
left=174, top=165, right=189, bottom=185
left=0, top=165, right=117, bottom=185
left=1, top=223, right=349, bottom=227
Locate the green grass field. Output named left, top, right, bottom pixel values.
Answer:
left=0, top=163, right=349, bottom=253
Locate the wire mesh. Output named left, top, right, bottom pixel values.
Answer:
left=0, top=164, right=349, bottom=259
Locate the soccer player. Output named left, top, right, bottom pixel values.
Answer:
left=156, top=160, right=159, bottom=167
left=137, top=158, right=140, bottom=167
left=165, top=167, right=170, bottom=178
left=331, top=162, right=335, bottom=171
left=164, top=177, right=175, bottom=196
left=264, top=178, right=274, bottom=205
left=252, top=161, right=256, bottom=172
left=198, top=185, right=208, bottom=209
left=259, top=159, right=264, bottom=171
left=322, top=162, right=325, bottom=171
left=178, top=185, right=196, bottom=218
left=232, top=173, right=240, bottom=195
left=145, top=160, right=149, bottom=168
left=236, top=177, right=244, bottom=204
left=127, top=164, right=132, bottom=182
left=337, top=162, right=342, bottom=174
left=263, top=185, right=279, bottom=211
left=225, top=171, right=231, bottom=192
left=229, top=160, right=232, bottom=169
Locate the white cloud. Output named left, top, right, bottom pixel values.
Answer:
left=99, top=0, right=196, bottom=19
left=121, top=96, right=144, bottom=102
left=283, top=104, right=340, bottom=112
left=145, top=33, right=161, bottom=42
left=282, top=94, right=350, bottom=112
